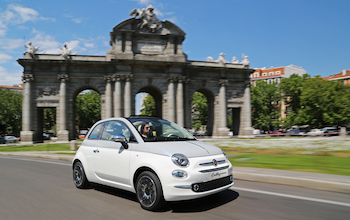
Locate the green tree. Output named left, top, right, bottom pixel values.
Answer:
left=297, top=77, right=350, bottom=127
left=191, top=92, right=208, bottom=131
left=279, top=73, right=310, bottom=127
left=0, top=88, right=22, bottom=136
left=251, top=81, right=281, bottom=131
left=76, top=90, right=101, bottom=129
left=43, top=108, right=56, bottom=133
left=140, top=94, right=156, bottom=116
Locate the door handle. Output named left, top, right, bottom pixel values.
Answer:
left=93, top=149, right=99, bottom=153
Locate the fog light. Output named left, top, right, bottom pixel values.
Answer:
left=172, top=170, right=187, bottom=179
left=230, top=175, right=233, bottom=182
left=193, top=184, right=199, bottom=192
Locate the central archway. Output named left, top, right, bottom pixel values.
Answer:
left=191, top=88, right=214, bottom=136
left=136, top=86, right=162, bottom=118
left=73, top=88, right=101, bottom=139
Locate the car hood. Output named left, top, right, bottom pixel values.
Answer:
left=144, top=140, right=223, bottom=158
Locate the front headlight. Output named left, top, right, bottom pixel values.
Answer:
left=222, top=150, right=228, bottom=159
left=171, top=154, right=189, bottom=167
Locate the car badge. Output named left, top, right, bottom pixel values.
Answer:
left=212, top=159, right=218, bottom=166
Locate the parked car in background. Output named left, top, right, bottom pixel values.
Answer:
left=43, top=133, right=51, bottom=140
left=307, top=129, right=325, bottom=136
left=323, top=127, right=339, bottom=136
left=77, top=134, right=86, bottom=139
left=73, top=116, right=233, bottom=210
left=269, top=130, right=285, bottom=137
left=4, top=136, right=19, bottom=143
left=286, top=129, right=307, bottom=136
left=0, top=137, right=6, bottom=144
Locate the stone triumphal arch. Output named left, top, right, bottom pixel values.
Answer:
left=18, top=6, right=253, bottom=143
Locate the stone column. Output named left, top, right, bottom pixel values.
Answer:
left=124, top=75, right=133, bottom=117
left=20, top=74, right=34, bottom=143
left=239, top=81, right=253, bottom=137
left=176, top=76, right=184, bottom=127
left=57, top=74, right=69, bottom=142
left=217, top=79, right=230, bottom=136
left=113, top=74, right=122, bottom=117
left=104, top=75, right=113, bottom=118
left=167, top=77, right=176, bottom=122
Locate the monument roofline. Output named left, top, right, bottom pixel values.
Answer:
left=112, top=18, right=186, bottom=37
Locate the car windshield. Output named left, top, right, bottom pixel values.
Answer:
left=127, top=117, right=197, bottom=142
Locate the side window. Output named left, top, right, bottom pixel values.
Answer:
left=101, top=121, right=136, bottom=142
left=88, top=123, right=104, bottom=139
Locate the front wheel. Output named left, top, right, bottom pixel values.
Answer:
left=73, top=161, right=89, bottom=189
left=136, top=171, right=164, bottom=211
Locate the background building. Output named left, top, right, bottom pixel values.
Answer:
left=251, top=65, right=307, bottom=85
left=0, top=84, right=23, bottom=93
left=324, top=69, right=350, bottom=85
left=251, top=65, right=307, bottom=121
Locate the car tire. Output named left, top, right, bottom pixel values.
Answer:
left=136, top=171, right=164, bottom=211
left=73, top=161, right=89, bottom=189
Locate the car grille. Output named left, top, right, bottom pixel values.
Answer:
left=191, top=175, right=233, bottom=192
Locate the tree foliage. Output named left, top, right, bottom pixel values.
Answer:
left=279, top=73, right=310, bottom=127
left=252, top=74, right=350, bottom=130
left=0, top=88, right=22, bottom=136
left=251, top=81, right=281, bottom=131
left=191, top=92, right=208, bottom=131
left=296, top=77, right=350, bottom=127
left=140, top=94, right=156, bottom=116
left=75, top=90, right=101, bottom=129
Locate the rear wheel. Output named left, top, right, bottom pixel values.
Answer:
left=73, top=161, right=89, bottom=189
left=136, top=171, right=164, bottom=211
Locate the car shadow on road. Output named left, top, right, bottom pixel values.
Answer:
left=163, top=189, right=239, bottom=213
left=90, top=184, right=239, bottom=213
left=91, top=183, right=138, bottom=202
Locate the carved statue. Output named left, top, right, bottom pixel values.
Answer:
left=24, top=41, right=44, bottom=58
left=129, top=4, right=162, bottom=32
left=206, top=56, right=214, bottom=62
left=215, top=53, right=229, bottom=63
left=240, top=53, right=250, bottom=68
left=231, top=56, right=239, bottom=64
left=61, top=43, right=77, bottom=59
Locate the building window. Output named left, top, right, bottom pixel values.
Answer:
left=275, top=78, right=279, bottom=83
left=268, top=79, right=272, bottom=84
left=262, top=73, right=267, bottom=76
left=269, top=72, right=274, bottom=76
left=275, top=71, right=281, bottom=75
left=254, top=73, right=259, bottom=78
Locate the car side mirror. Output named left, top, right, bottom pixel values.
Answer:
left=111, top=135, right=129, bottom=149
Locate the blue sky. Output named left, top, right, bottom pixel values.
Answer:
left=0, top=0, right=349, bottom=86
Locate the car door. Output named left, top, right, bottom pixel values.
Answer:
left=91, top=120, right=136, bottom=186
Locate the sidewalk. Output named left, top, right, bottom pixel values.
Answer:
left=1, top=151, right=349, bottom=194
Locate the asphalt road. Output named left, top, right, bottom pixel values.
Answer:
left=0, top=156, right=349, bottom=220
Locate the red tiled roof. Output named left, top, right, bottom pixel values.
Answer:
left=0, top=84, right=23, bottom=90
left=324, top=70, right=350, bottom=80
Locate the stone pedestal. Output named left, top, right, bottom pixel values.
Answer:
left=20, top=130, right=35, bottom=144
left=57, top=130, right=69, bottom=142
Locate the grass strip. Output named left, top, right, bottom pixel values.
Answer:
left=228, top=153, right=350, bottom=176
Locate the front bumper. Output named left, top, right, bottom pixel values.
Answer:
left=160, top=157, right=234, bottom=201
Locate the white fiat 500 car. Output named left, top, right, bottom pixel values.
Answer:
left=72, top=116, right=233, bottom=210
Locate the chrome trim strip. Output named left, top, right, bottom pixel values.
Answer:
left=199, top=165, right=229, bottom=173
left=174, top=185, right=191, bottom=189
left=199, top=160, right=225, bottom=166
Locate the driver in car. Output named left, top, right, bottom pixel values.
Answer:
left=139, top=122, right=154, bottom=139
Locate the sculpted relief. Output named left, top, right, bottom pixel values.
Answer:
left=37, top=86, right=58, bottom=98
left=129, top=4, right=162, bottom=32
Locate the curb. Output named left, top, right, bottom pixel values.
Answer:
left=233, top=172, right=350, bottom=194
